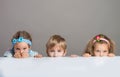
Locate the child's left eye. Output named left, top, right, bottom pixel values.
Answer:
left=23, top=48, right=27, bottom=50
left=104, top=51, right=107, bottom=52
left=58, top=50, right=61, bottom=52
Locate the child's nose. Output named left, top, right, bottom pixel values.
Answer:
left=53, top=51, right=58, bottom=57
left=100, top=52, right=103, bottom=56
left=20, top=50, right=24, bottom=53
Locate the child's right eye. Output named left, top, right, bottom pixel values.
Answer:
left=50, top=50, right=54, bottom=52
left=16, top=48, right=20, bottom=50
left=96, top=50, right=100, bottom=52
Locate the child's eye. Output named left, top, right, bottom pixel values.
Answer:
left=50, top=50, right=55, bottom=52
left=23, top=48, right=27, bottom=50
left=104, top=50, right=107, bottom=52
left=96, top=50, right=100, bottom=52
left=58, top=50, right=61, bottom=52
left=16, top=48, right=20, bottom=50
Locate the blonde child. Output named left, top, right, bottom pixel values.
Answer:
left=46, top=35, right=67, bottom=57
left=4, top=30, right=42, bottom=58
left=83, top=34, right=115, bottom=57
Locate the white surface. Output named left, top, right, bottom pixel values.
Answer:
left=0, top=57, right=120, bottom=77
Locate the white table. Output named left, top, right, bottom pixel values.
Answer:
left=0, top=57, right=120, bottom=77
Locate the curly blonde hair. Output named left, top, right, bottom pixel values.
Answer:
left=83, top=34, right=115, bottom=56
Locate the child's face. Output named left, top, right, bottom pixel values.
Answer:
left=93, top=43, right=109, bottom=57
left=47, top=45, right=66, bottom=57
left=14, top=42, right=30, bottom=53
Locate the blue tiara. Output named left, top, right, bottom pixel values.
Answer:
left=12, top=37, right=32, bottom=46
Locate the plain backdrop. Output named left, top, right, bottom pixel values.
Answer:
left=0, top=0, right=120, bottom=56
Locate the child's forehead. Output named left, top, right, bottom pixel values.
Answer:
left=50, top=44, right=64, bottom=49
left=14, top=42, right=29, bottom=47
left=94, top=43, right=109, bottom=48
left=52, top=44, right=62, bottom=48
left=95, top=42, right=108, bottom=45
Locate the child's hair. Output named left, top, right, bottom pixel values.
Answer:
left=83, top=34, right=115, bottom=56
left=11, top=31, right=32, bottom=46
left=46, top=35, right=67, bottom=55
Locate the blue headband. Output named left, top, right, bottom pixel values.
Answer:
left=12, top=37, right=32, bottom=46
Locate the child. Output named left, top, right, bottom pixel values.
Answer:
left=46, top=35, right=67, bottom=57
left=83, top=34, right=115, bottom=57
left=4, top=30, right=42, bottom=58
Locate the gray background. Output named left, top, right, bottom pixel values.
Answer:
left=0, top=0, right=120, bottom=56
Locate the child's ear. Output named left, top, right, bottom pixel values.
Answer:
left=46, top=49, right=48, bottom=56
left=29, top=46, right=31, bottom=50
left=63, top=50, right=67, bottom=56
